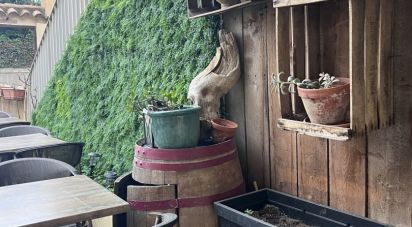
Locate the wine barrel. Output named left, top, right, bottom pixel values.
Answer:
left=131, top=139, right=245, bottom=227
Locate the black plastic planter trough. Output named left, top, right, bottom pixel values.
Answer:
left=214, top=189, right=391, bottom=227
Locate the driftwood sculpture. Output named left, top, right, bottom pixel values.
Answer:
left=188, top=30, right=240, bottom=120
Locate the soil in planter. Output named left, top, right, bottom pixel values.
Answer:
left=246, top=204, right=315, bottom=227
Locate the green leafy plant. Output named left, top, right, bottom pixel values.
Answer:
left=32, top=0, right=219, bottom=181
left=244, top=209, right=254, bottom=216
left=134, top=89, right=186, bottom=114
left=272, top=72, right=339, bottom=95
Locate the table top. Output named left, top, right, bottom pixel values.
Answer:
left=0, top=117, right=30, bottom=129
left=0, top=133, right=66, bottom=153
left=0, top=175, right=130, bottom=226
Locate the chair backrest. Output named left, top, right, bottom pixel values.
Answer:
left=0, top=111, right=11, bottom=118
left=0, top=125, right=51, bottom=137
left=0, top=152, right=15, bottom=163
left=15, top=142, right=84, bottom=168
left=0, top=158, right=77, bottom=187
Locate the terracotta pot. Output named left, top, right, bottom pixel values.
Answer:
left=1, top=87, right=25, bottom=101
left=211, top=118, right=238, bottom=143
left=297, top=77, right=350, bottom=125
left=216, top=0, right=240, bottom=8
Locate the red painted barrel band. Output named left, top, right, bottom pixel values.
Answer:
left=135, top=151, right=237, bottom=171
left=135, top=139, right=236, bottom=161
left=128, top=182, right=245, bottom=211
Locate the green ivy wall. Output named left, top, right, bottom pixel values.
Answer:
left=32, top=0, right=219, bottom=179
left=0, top=28, right=35, bottom=68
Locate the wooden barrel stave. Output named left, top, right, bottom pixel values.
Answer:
left=127, top=185, right=177, bottom=227
left=131, top=139, right=244, bottom=227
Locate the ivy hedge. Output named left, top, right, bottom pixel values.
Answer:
left=0, top=28, right=35, bottom=68
left=32, top=0, right=219, bottom=180
left=0, top=0, right=40, bottom=5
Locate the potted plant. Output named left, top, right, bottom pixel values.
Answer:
left=214, top=189, right=390, bottom=227
left=272, top=72, right=350, bottom=125
left=136, top=93, right=201, bottom=149
left=211, top=118, right=238, bottom=143
left=1, top=85, right=25, bottom=101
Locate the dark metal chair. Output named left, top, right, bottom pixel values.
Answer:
left=0, top=111, right=11, bottom=118
left=151, top=212, right=178, bottom=227
left=0, top=125, right=51, bottom=137
left=0, top=158, right=77, bottom=187
left=0, top=151, right=15, bottom=163
left=15, top=142, right=84, bottom=172
left=113, top=172, right=178, bottom=227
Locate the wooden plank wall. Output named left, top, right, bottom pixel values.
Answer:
left=0, top=98, right=25, bottom=119
left=223, top=0, right=412, bottom=226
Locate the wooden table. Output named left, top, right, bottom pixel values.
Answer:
left=0, top=117, right=30, bottom=129
left=0, top=133, right=66, bottom=153
left=0, top=175, right=130, bottom=226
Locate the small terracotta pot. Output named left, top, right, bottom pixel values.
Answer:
left=297, top=77, right=350, bottom=125
left=216, top=0, right=240, bottom=8
left=1, top=87, right=25, bottom=101
left=211, top=118, right=238, bottom=143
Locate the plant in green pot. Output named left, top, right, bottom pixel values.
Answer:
left=136, top=92, right=201, bottom=149
left=272, top=72, right=350, bottom=125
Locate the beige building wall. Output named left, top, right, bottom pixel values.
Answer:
left=41, top=0, right=56, bottom=16
left=36, top=0, right=55, bottom=47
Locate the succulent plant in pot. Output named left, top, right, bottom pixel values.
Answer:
left=272, top=72, right=350, bottom=125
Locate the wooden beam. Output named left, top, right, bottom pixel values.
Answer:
left=223, top=9, right=249, bottom=188
left=188, top=0, right=266, bottom=19
left=304, top=4, right=320, bottom=79
left=278, top=119, right=351, bottom=141
left=268, top=5, right=297, bottom=195
left=290, top=6, right=305, bottom=114
left=243, top=4, right=269, bottom=189
left=377, top=0, right=394, bottom=128
left=276, top=7, right=292, bottom=117
left=296, top=3, right=328, bottom=205
left=349, top=0, right=366, bottom=134
left=273, top=0, right=328, bottom=8
left=364, top=0, right=380, bottom=130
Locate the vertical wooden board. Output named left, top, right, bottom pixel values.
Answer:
left=378, top=0, right=394, bottom=128
left=349, top=0, right=366, bottom=134
left=297, top=136, right=328, bottom=204
left=290, top=6, right=305, bottom=115
left=368, top=0, right=412, bottom=225
left=364, top=0, right=380, bottom=130
left=268, top=6, right=297, bottom=195
left=329, top=137, right=366, bottom=216
left=296, top=4, right=328, bottom=206
left=320, top=0, right=349, bottom=77
left=276, top=7, right=292, bottom=117
left=243, top=4, right=269, bottom=189
left=0, top=99, right=25, bottom=119
left=324, top=0, right=366, bottom=216
left=223, top=9, right=249, bottom=186
left=304, top=4, right=320, bottom=80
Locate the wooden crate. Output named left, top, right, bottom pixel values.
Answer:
left=271, top=0, right=394, bottom=140
left=187, top=0, right=266, bottom=19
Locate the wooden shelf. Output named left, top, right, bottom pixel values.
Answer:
left=273, top=0, right=328, bottom=8
left=188, top=0, right=266, bottom=19
left=277, top=118, right=351, bottom=141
